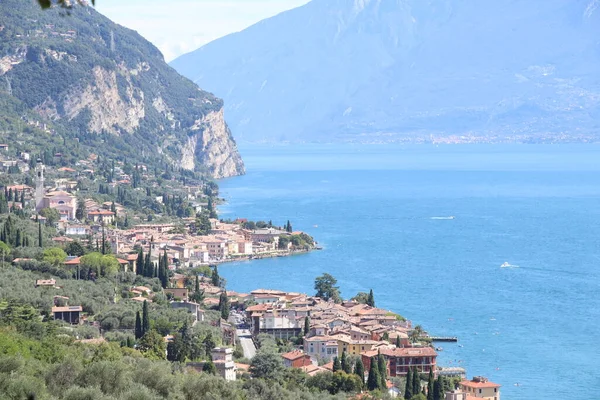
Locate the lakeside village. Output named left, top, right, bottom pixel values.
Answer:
left=0, top=152, right=500, bottom=400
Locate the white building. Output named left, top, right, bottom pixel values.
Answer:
left=212, top=347, right=236, bottom=381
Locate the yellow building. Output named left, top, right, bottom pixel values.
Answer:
left=336, top=334, right=380, bottom=356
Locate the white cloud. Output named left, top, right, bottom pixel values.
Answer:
left=96, top=0, right=311, bottom=61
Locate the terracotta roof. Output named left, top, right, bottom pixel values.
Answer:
left=246, top=304, right=270, bottom=312
left=88, top=210, right=115, bottom=215
left=460, top=378, right=501, bottom=389
left=321, top=361, right=334, bottom=371
left=64, top=257, right=82, bottom=265
left=281, top=350, right=306, bottom=361
left=300, top=364, right=326, bottom=376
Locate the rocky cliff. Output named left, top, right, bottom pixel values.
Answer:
left=0, top=0, right=244, bottom=177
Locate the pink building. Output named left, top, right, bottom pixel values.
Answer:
left=40, top=190, right=77, bottom=220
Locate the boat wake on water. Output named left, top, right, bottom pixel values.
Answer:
left=430, top=216, right=455, bottom=220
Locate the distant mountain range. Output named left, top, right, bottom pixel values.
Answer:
left=0, top=0, right=243, bottom=178
left=171, top=0, right=600, bottom=143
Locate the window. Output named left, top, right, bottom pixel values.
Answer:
left=479, top=389, right=482, bottom=394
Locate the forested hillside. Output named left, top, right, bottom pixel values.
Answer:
left=0, top=0, right=244, bottom=178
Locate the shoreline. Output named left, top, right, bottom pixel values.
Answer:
left=208, top=247, right=320, bottom=265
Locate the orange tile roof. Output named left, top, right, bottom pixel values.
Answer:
left=281, top=350, right=306, bottom=361
left=460, top=379, right=501, bottom=389
left=64, top=257, right=82, bottom=265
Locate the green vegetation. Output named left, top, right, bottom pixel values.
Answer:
left=366, top=356, right=380, bottom=391
left=351, top=289, right=375, bottom=307
left=278, top=232, right=315, bottom=251
left=314, top=273, right=342, bottom=303
left=1, top=0, right=227, bottom=181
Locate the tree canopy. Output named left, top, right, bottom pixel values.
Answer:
left=314, top=273, right=341, bottom=303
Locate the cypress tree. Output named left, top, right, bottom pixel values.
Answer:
left=427, top=368, right=435, bottom=400
left=377, top=352, right=387, bottom=390
left=38, top=221, right=42, bottom=247
left=218, top=291, right=230, bottom=320
left=303, top=316, right=310, bottom=336
left=354, top=358, right=365, bottom=386
left=136, top=248, right=143, bottom=275
left=341, top=350, right=352, bottom=374
left=148, top=237, right=153, bottom=276
left=412, top=367, right=421, bottom=397
left=366, top=357, right=380, bottom=391
left=211, top=265, right=220, bottom=287
left=367, top=289, right=375, bottom=307
left=162, top=264, right=169, bottom=288
left=15, top=229, right=20, bottom=248
left=396, top=335, right=401, bottom=348
left=434, top=375, right=444, bottom=400
left=20, top=191, right=24, bottom=208
left=405, top=367, right=413, bottom=400
left=332, top=356, right=341, bottom=372
left=195, top=275, right=200, bottom=293
left=135, top=311, right=143, bottom=339
left=101, top=224, right=106, bottom=255
left=142, top=300, right=150, bottom=336
left=144, top=253, right=152, bottom=278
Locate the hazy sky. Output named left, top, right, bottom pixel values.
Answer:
left=96, top=0, right=310, bottom=62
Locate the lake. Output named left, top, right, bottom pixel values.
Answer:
left=218, top=143, right=600, bottom=399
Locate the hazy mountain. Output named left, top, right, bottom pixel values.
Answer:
left=171, top=0, right=600, bottom=143
left=0, top=0, right=244, bottom=178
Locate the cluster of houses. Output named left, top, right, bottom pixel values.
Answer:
left=2, top=160, right=305, bottom=266
left=244, top=288, right=500, bottom=399
left=37, top=266, right=500, bottom=399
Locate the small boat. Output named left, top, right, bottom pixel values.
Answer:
left=435, top=347, right=444, bottom=351
left=501, top=262, right=511, bottom=268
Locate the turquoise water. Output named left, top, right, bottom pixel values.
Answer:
left=218, top=144, right=600, bottom=399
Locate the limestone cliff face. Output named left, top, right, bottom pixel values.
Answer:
left=188, top=109, right=245, bottom=179
left=63, top=66, right=145, bottom=135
